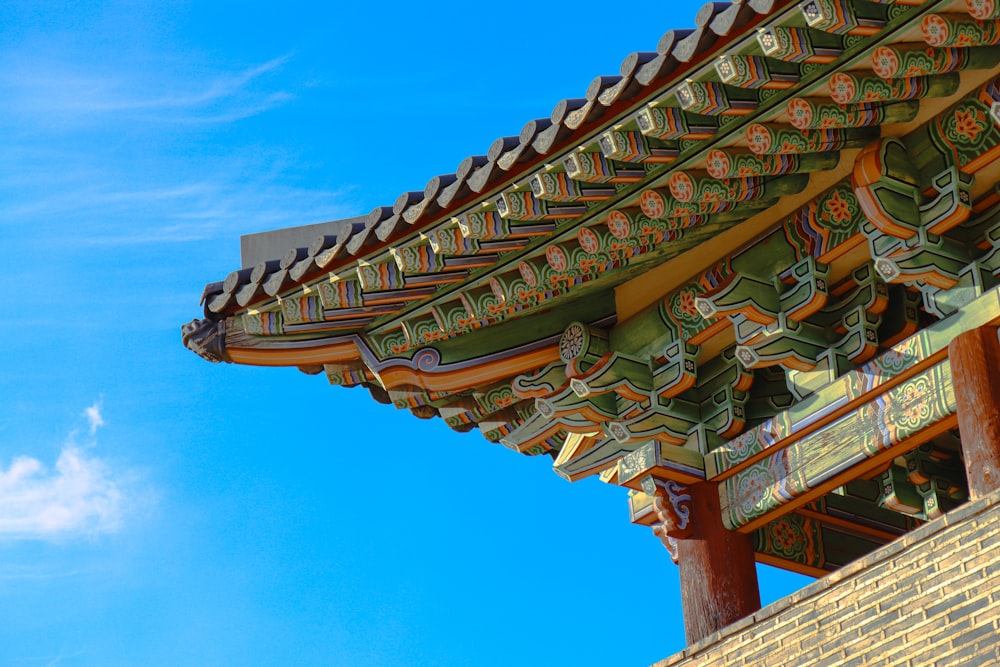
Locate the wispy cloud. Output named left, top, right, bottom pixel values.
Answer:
left=0, top=403, right=142, bottom=540
left=83, top=401, right=104, bottom=435
left=0, top=566, right=91, bottom=582
left=0, top=154, right=358, bottom=246
left=62, top=179, right=356, bottom=247
left=0, top=52, right=295, bottom=126
left=0, top=42, right=363, bottom=249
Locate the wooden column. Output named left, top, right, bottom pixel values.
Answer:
left=677, top=482, right=761, bottom=644
left=949, top=325, right=1000, bottom=498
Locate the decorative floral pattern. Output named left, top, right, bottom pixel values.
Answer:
left=559, top=323, right=586, bottom=361
left=746, top=124, right=773, bottom=154
left=772, top=518, right=800, bottom=552
left=886, top=375, right=934, bottom=433
left=920, top=14, right=950, bottom=47
left=639, top=189, right=666, bottom=219
left=823, top=190, right=853, bottom=224
left=966, top=0, right=996, bottom=21
left=545, top=245, right=568, bottom=272
left=668, top=288, right=704, bottom=327
left=677, top=289, right=700, bottom=319
left=760, top=515, right=818, bottom=565
left=871, top=46, right=900, bottom=79
left=829, top=72, right=857, bottom=105
left=952, top=106, right=988, bottom=142
left=606, top=210, right=631, bottom=239
left=517, top=261, right=537, bottom=287
left=668, top=172, right=695, bottom=202
left=736, top=463, right=779, bottom=516
left=489, top=277, right=506, bottom=303
left=878, top=343, right=920, bottom=375
left=705, top=150, right=732, bottom=179
left=786, top=98, right=813, bottom=130
left=577, top=228, right=600, bottom=255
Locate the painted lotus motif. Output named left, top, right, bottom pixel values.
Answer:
left=952, top=106, right=989, bottom=142
left=737, top=463, right=779, bottom=516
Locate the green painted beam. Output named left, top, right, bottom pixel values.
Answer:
left=707, top=285, right=1000, bottom=481
left=721, top=359, right=957, bottom=531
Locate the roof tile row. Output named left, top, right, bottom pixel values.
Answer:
left=201, top=0, right=787, bottom=319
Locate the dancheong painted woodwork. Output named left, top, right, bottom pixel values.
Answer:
left=184, top=0, right=1000, bottom=647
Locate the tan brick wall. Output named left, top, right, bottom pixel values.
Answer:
left=654, top=490, right=1000, bottom=667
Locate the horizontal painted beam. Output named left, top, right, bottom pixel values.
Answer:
left=721, top=359, right=957, bottom=531
left=707, top=285, right=1000, bottom=480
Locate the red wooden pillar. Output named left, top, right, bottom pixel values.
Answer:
left=676, top=482, right=761, bottom=644
left=949, top=325, right=1000, bottom=498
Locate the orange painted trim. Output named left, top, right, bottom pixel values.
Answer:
left=228, top=341, right=359, bottom=366
left=974, top=185, right=1000, bottom=212
left=755, top=552, right=825, bottom=579
left=794, top=506, right=904, bottom=544
left=817, top=233, right=866, bottom=265
left=688, top=319, right=728, bottom=346
left=229, top=334, right=561, bottom=395
left=963, top=144, right=1000, bottom=176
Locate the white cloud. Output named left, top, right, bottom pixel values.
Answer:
left=0, top=447, right=123, bottom=538
left=0, top=403, right=142, bottom=540
left=83, top=401, right=104, bottom=435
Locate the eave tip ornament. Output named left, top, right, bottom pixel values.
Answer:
left=181, top=318, right=230, bottom=364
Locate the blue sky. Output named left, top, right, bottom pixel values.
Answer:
left=0, top=2, right=811, bottom=665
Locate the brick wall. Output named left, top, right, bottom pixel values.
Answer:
left=654, top=489, right=1000, bottom=667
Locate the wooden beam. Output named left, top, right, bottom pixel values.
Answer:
left=708, top=286, right=1000, bottom=481
left=678, top=482, right=760, bottom=644
left=720, top=360, right=958, bottom=532
left=949, top=325, right=1000, bottom=498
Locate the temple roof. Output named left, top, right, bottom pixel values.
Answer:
left=192, top=0, right=785, bottom=319
left=185, top=0, right=1000, bottom=420
left=184, top=0, right=1000, bottom=574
